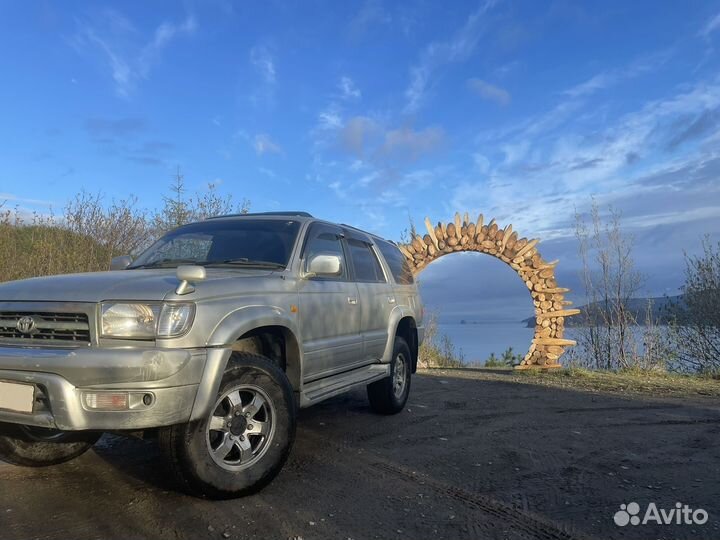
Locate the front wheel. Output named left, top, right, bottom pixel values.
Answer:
left=0, top=424, right=100, bottom=467
left=367, top=337, right=412, bottom=415
left=159, top=352, right=296, bottom=499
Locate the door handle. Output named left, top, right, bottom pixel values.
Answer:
left=347, top=297, right=358, bottom=305
left=387, top=296, right=396, bottom=304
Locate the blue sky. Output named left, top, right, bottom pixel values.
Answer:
left=1, top=1, right=720, bottom=319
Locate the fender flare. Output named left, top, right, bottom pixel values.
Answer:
left=380, top=305, right=418, bottom=363
left=189, top=306, right=303, bottom=421
left=206, top=305, right=301, bottom=347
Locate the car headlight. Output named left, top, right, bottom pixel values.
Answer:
left=101, top=303, right=195, bottom=339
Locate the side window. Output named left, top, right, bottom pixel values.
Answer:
left=347, top=238, right=386, bottom=283
left=302, top=224, right=347, bottom=280
left=377, top=241, right=415, bottom=285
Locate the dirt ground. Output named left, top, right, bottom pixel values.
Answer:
left=0, top=371, right=718, bottom=540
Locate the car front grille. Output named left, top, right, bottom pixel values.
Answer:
left=0, top=311, right=91, bottom=344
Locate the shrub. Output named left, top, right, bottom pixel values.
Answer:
left=574, top=200, right=643, bottom=370
left=418, top=312, right=466, bottom=368
left=484, top=347, right=522, bottom=368
left=668, top=237, right=720, bottom=374
left=0, top=169, right=249, bottom=283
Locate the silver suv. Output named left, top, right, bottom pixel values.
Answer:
left=0, top=212, right=423, bottom=498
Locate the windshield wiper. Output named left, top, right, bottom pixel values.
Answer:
left=202, top=258, right=286, bottom=269
left=127, top=258, right=199, bottom=269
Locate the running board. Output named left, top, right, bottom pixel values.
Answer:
left=300, top=363, right=390, bottom=408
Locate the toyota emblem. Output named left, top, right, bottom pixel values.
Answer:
left=16, top=316, right=37, bottom=335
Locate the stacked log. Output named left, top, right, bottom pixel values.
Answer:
left=398, top=212, right=579, bottom=369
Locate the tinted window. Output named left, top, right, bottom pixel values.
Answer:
left=129, top=219, right=300, bottom=269
left=347, top=239, right=385, bottom=283
left=377, top=241, right=414, bottom=285
left=303, top=224, right=346, bottom=279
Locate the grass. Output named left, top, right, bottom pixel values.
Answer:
left=419, top=366, right=720, bottom=399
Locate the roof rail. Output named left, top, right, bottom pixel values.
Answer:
left=206, top=211, right=313, bottom=220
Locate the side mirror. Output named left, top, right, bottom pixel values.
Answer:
left=110, top=255, right=132, bottom=271
left=176, top=265, right=207, bottom=295
left=305, top=253, right=343, bottom=279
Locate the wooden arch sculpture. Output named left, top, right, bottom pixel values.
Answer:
left=398, top=212, right=580, bottom=369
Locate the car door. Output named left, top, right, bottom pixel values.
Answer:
left=344, top=232, right=395, bottom=361
left=376, top=239, right=421, bottom=318
left=297, top=223, right=362, bottom=382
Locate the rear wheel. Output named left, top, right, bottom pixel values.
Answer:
left=367, top=337, right=412, bottom=414
left=159, top=352, right=296, bottom=499
left=0, top=424, right=100, bottom=467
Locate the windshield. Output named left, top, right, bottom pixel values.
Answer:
left=128, top=219, right=301, bottom=269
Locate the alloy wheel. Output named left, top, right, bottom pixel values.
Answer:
left=206, top=384, right=276, bottom=471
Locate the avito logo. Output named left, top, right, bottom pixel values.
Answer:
left=614, top=502, right=708, bottom=527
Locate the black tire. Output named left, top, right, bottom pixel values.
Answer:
left=367, top=337, right=412, bottom=415
left=159, top=352, right=296, bottom=499
left=0, top=424, right=100, bottom=467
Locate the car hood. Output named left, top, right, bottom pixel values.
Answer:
left=0, top=268, right=276, bottom=303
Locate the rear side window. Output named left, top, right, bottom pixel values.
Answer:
left=347, top=239, right=386, bottom=283
left=377, top=241, right=415, bottom=285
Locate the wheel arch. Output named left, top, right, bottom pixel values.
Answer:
left=191, top=308, right=303, bottom=421
left=395, top=316, right=419, bottom=373
left=382, top=308, right=419, bottom=372
left=228, top=325, right=302, bottom=394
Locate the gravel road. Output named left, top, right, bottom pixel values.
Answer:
left=1, top=371, right=718, bottom=540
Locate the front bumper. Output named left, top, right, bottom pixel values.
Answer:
left=0, top=345, right=231, bottom=431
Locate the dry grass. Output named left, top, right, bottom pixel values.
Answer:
left=420, top=366, right=720, bottom=399
left=0, top=177, right=248, bottom=284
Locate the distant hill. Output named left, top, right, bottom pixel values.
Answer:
left=522, top=295, right=682, bottom=328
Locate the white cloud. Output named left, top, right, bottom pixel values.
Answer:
left=233, top=129, right=250, bottom=142
left=462, top=74, right=720, bottom=238
left=467, top=78, right=510, bottom=105
left=139, top=16, right=196, bottom=74
left=249, top=46, right=276, bottom=84
left=473, top=153, right=491, bottom=173
left=0, top=193, right=55, bottom=207
left=357, top=171, right=379, bottom=187
left=339, top=76, right=362, bottom=100
left=493, top=60, right=520, bottom=78
left=325, top=115, right=444, bottom=163
left=317, top=105, right=344, bottom=130
left=620, top=205, right=720, bottom=229
left=562, top=51, right=671, bottom=99
left=349, top=159, right=366, bottom=171
left=257, top=167, right=277, bottom=178
left=562, top=72, right=612, bottom=99
left=399, top=165, right=455, bottom=189
left=475, top=51, right=672, bottom=152
left=340, top=116, right=378, bottom=156
left=381, top=126, right=445, bottom=161
left=700, top=11, right=720, bottom=37
left=312, top=80, right=361, bottom=138
left=328, top=180, right=344, bottom=199
left=349, top=0, right=392, bottom=38
left=404, top=0, right=498, bottom=113
left=72, top=10, right=196, bottom=97
left=253, top=134, right=283, bottom=156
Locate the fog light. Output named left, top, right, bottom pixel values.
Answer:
left=83, top=392, right=129, bottom=410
